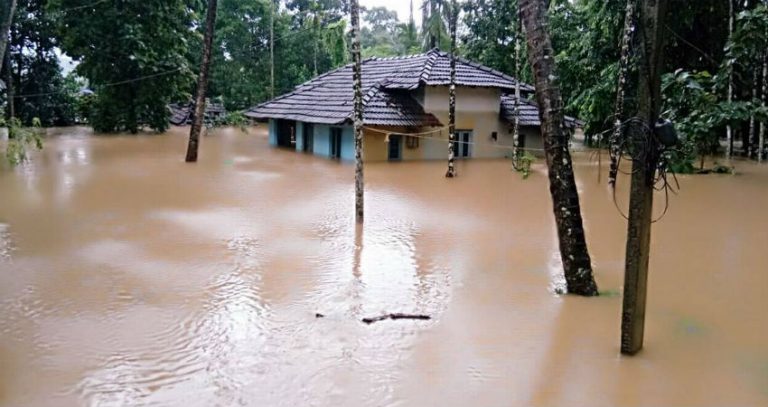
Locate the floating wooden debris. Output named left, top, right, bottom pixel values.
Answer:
left=362, top=313, right=431, bottom=324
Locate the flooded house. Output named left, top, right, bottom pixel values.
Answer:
left=169, top=101, right=227, bottom=126
left=244, top=49, right=580, bottom=161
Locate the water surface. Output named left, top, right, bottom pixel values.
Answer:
left=0, top=126, right=766, bottom=406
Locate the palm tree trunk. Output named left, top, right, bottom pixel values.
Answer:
left=760, top=53, right=767, bottom=163
left=4, top=48, right=14, bottom=120
left=351, top=0, right=365, bottom=223
left=609, top=0, right=635, bottom=186
left=726, top=0, right=734, bottom=159
left=270, top=0, right=275, bottom=98
left=748, top=81, right=756, bottom=158
left=519, top=0, right=599, bottom=296
left=511, top=15, right=522, bottom=168
left=185, top=0, right=218, bottom=163
left=0, top=0, right=17, bottom=65
left=445, top=0, right=457, bottom=178
left=620, top=0, right=669, bottom=355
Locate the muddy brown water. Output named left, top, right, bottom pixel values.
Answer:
left=0, top=126, right=766, bottom=407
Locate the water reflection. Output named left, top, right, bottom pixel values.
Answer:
left=59, top=147, right=90, bottom=166
left=0, top=127, right=766, bottom=407
left=0, top=223, right=12, bottom=260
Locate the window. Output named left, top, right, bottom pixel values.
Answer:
left=405, top=136, right=419, bottom=149
left=453, top=130, right=473, bottom=158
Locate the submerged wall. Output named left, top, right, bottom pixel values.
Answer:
left=266, top=120, right=355, bottom=160
left=264, top=85, right=546, bottom=162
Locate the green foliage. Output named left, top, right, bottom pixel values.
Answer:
left=725, top=4, right=768, bottom=71
left=421, top=0, right=451, bottom=51
left=208, top=0, right=348, bottom=111
left=360, top=6, right=420, bottom=57
left=461, top=0, right=529, bottom=82
left=661, top=66, right=768, bottom=170
left=3, top=0, right=78, bottom=127
left=514, top=151, right=536, bottom=180
left=221, top=110, right=248, bottom=132
left=51, top=0, right=197, bottom=133
left=1, top=116, right=43, bottom=166
left=661, top=69, right=720, bottom=170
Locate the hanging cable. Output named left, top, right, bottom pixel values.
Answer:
left=12, top=67, right=185, bottom=99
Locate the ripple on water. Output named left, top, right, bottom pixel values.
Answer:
left=0, top=223, right=14, bottom=260
left=72, top=236, right=271, bottom=406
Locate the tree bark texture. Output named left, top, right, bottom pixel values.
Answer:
left=445, top=0, right=457, bottom=178
left=351, top=0, right=365, bottom=223
left=270, top=0, right=275, bottom=98
left=621, top=0, right=668, bottom=356
left=609, top=0, right=636, bottom=186
left=4, top=47, right=14, bottom=120
left=0, top=0, right=17, bottom=67
left=726, top=0, right=734, bottom=159
left=519, top=0, right=599, bottom=296
left=748, top=81, right=756, bottom=158
left=185, top=0, right=218, bottom=163
left=512, top=16, right=522, bottom=167
left=760, top=53, right=767, bottom=163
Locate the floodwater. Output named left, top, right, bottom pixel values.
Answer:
left=0, top=126, right=766, bottom=407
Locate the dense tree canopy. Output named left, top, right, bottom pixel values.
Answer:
left=51, top=0, right=198, bottom=133
left=0, top=0, right=766, bottom=164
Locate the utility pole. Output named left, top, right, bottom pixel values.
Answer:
left=620, top=0, right=669, bottom=355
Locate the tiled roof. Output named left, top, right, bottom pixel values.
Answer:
left=245, top=48, right=533, bottom=126
left=500, top=94, right=583, bottom=129
left=169, top=102, right=227, bottom=126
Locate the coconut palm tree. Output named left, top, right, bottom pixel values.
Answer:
left=186, top=0, right=219, bottom=163
left=519, top=0, right=599, bottom=296
left=445, top=0, right=457, bottom=177
left=351, top=0, right=364, bottom=222
left=421, top=0, right=450, bottom=50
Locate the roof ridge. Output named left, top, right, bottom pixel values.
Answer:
left=419, top=50, right=440, bottom=85
left=369, top=50, right=434, bottom=62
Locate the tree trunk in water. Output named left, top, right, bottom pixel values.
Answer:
left=0, top=0, right=17, bottom=66
left=445, top=0, right=457, bottom=178
left=350, top=0, right=364, bottom=223
left=748, top=80, right=756, bottom=158
left=185, top=0, right=218, bottom=163
left=759, top=52, right=767, bottom=163
left=726, top=0, right=734, bottom=159
left=519, top=0, right=599, bottom=296
left=511, top=13, right=522, bottom=168
left=609, top=0, right=636, bottom=186
left=4, top=48, right=14, bottom=120
left=620, top=0, right=668, bottom=356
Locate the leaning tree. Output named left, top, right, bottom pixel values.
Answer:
left=519, top=0, right=599, bottom=296
left=186, top=0, right=219, bottom=163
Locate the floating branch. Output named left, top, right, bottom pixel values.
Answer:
left=362, top=313, right=431, bottom=324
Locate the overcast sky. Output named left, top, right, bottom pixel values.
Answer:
left=359, top=0, right=422, bottom=24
